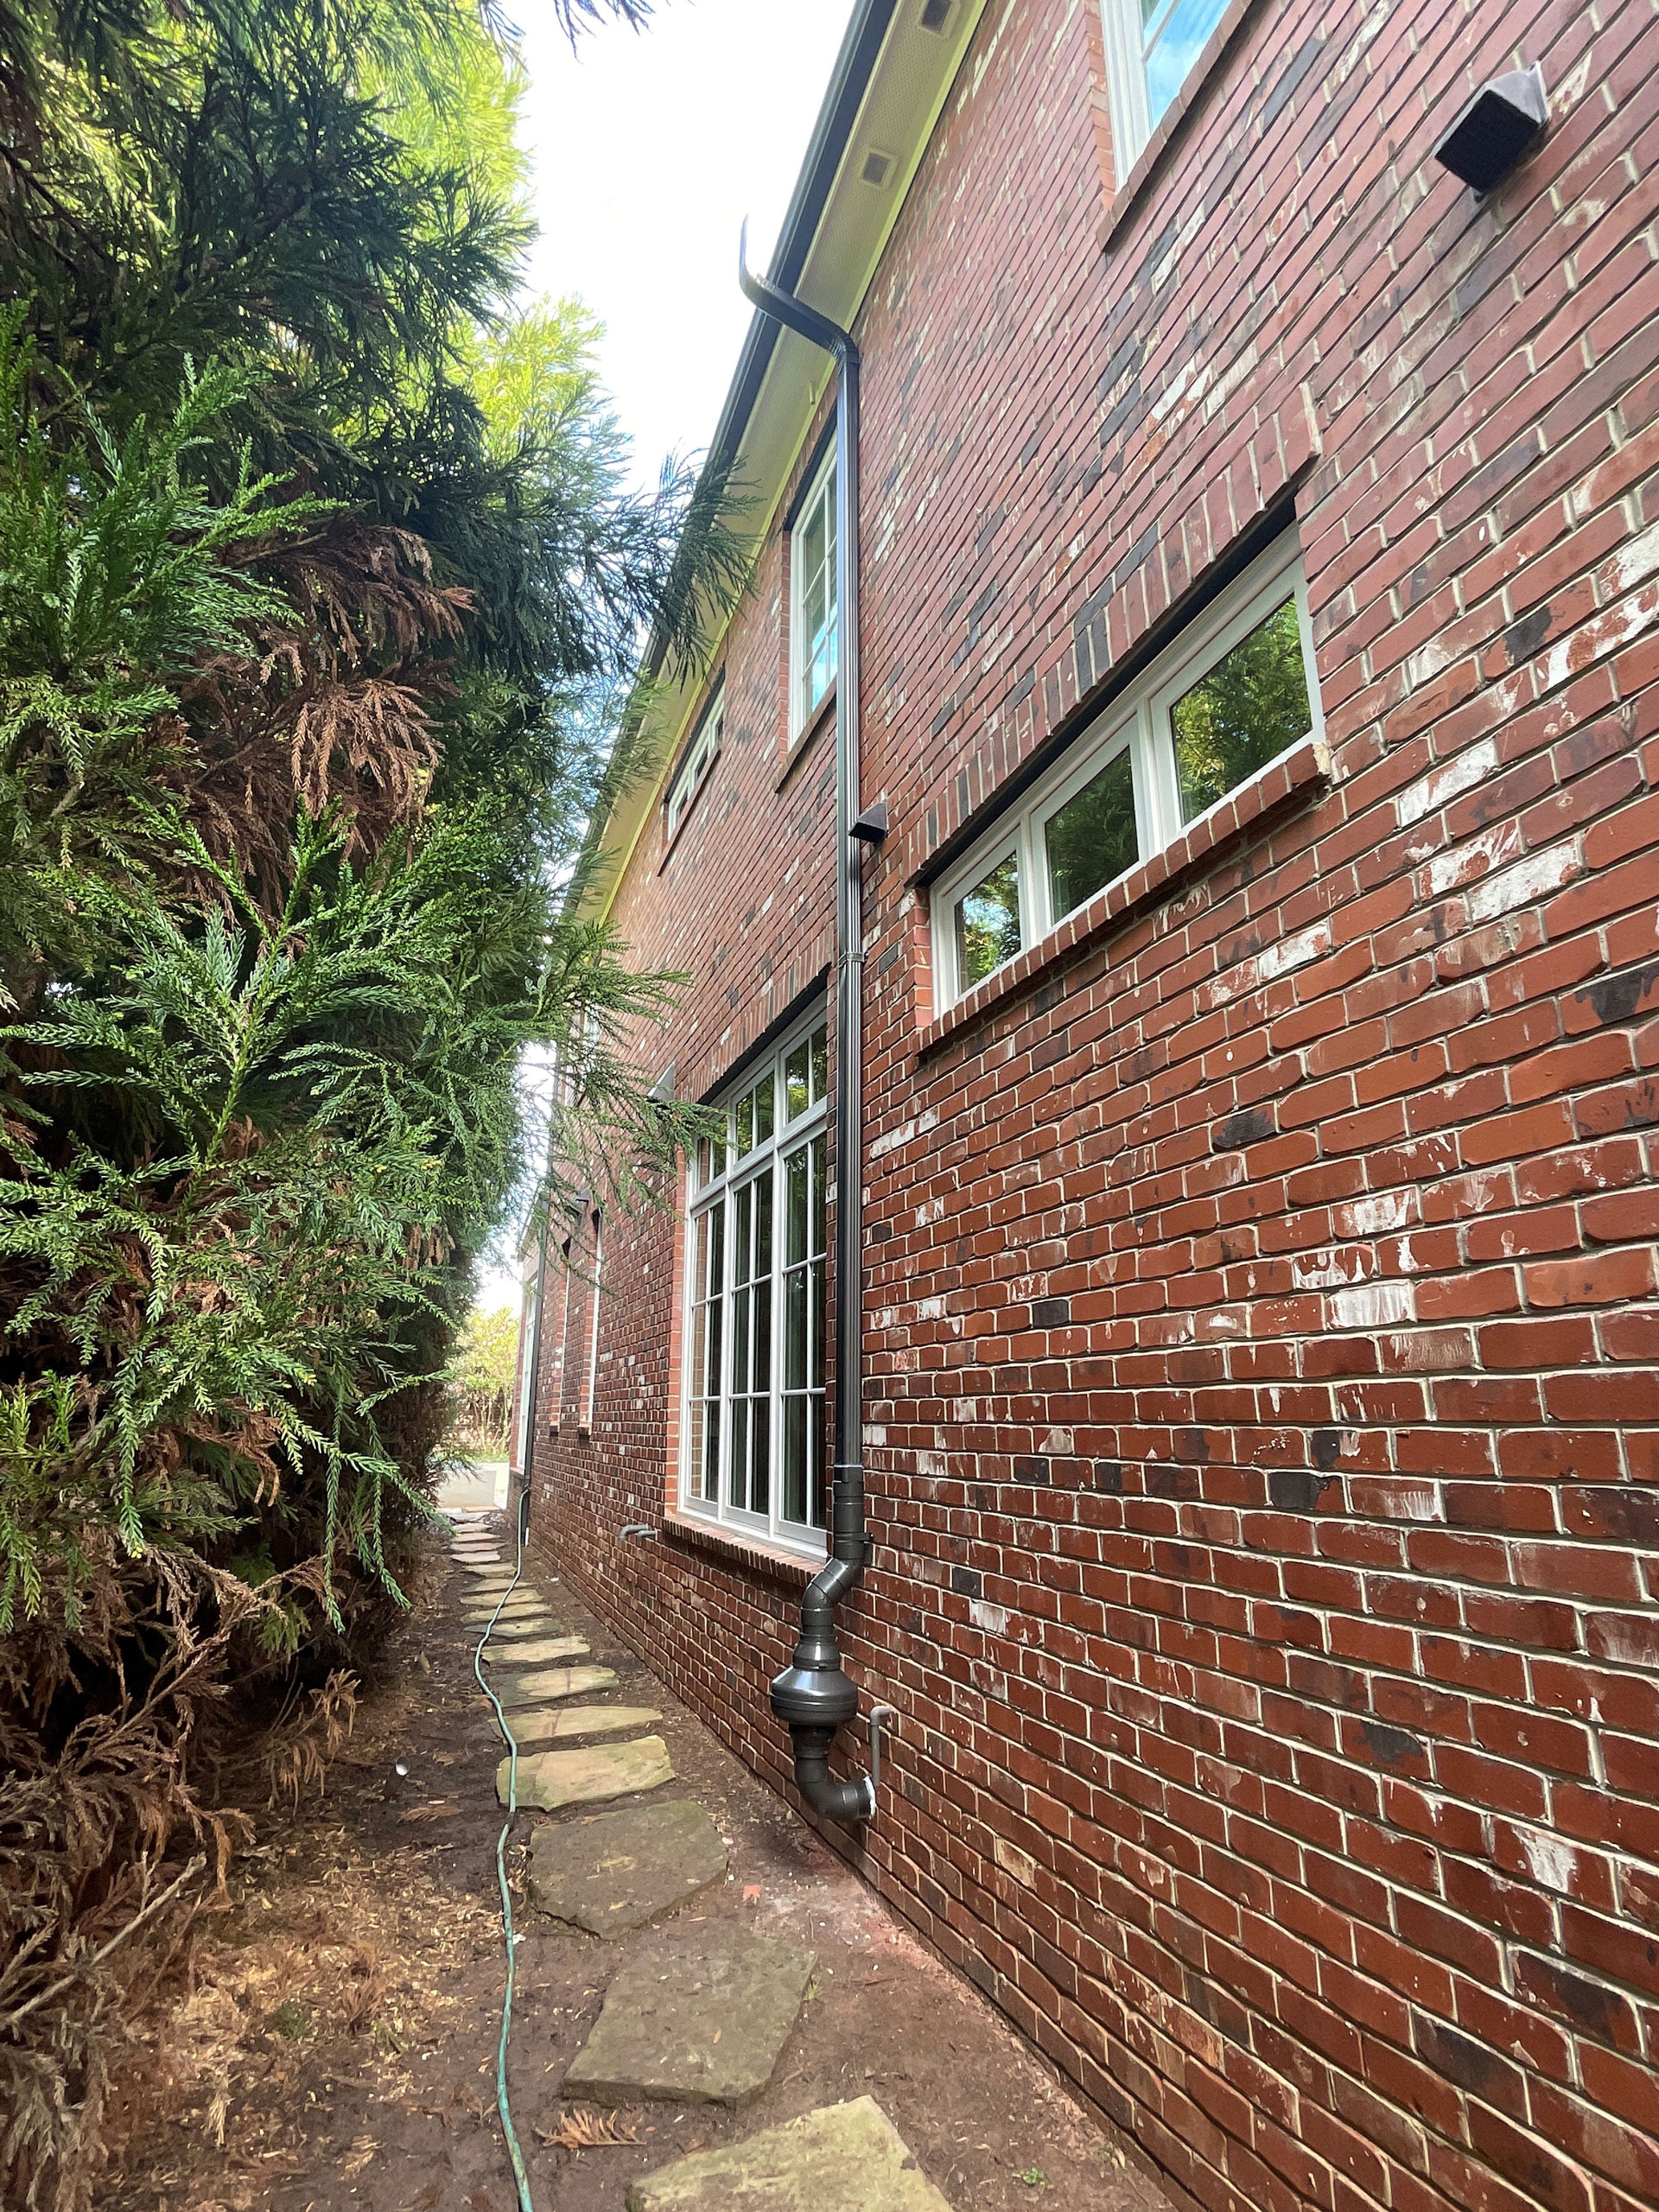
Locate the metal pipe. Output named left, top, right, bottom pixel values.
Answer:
left=740, top=225, right=877, bottom=1827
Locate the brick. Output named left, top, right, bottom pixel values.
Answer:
left=514, top=14, right=1659, bottom=2212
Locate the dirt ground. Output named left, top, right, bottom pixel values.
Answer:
left=109, top=1517, right=1170, bottom=2212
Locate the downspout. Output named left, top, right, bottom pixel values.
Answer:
left=740, top=228, right=878, bottom=1826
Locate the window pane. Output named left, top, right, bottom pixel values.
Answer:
left=1046, top=746, right=1138, bottom=922
left=735, top=1091, right=753, bottom=1157
left=753, top=1074, right=774, bottom=1144
left=785, top=1040, right=809, bottom=1120
left=785, top=1265, right=807, bottom=1390
left=784, top=1396, right=807, bottom=1524
left=798, top=476, right=837, bottom=723
left=954, top=853, right=1022, bottom=991
left=729, top=1395, right=749, bottom=1510
left=1144, top=0, right=1228, bottom=124
left=787, top=1145, right=808, bottom=1267
left=810, top=1024, right=826, bottom=1103
left=1170, top=595, right=1312, bottom=823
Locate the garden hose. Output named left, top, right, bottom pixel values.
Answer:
left=471, top=1486, right=537, bottom=2212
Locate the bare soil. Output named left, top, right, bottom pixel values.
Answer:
left=109, top=1519, right=1170, bottom=2212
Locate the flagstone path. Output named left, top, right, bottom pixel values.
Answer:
left=437, top=1509, right=1166, bottom=2212
left=625, top=2095, right=956, bottom=2212
left=526, top=1800, right=726, bottom=1934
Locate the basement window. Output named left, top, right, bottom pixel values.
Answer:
left=931, top=532, right=1322, bottom=1010
left=665, top=677, right=724, bottom=842
left=790, top=446, right=837, bottom=741
left=1099, top=0, right=1230, bottom=169
left=683, top=1009, right=829, bottom=1552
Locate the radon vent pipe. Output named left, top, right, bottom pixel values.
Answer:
left=740, top=226, right=876, bottom=1827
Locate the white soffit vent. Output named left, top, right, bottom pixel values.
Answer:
left=860, top=147, right=894, bottom=187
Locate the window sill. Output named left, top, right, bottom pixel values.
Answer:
left=778, top=685, right=836, bottom=791
left=918, top=734, right=1328, bottom=1056
left=1096, top=0, right=1264, bottom=254
left=664, top=1505, right=823, bottom=1586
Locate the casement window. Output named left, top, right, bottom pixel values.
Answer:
left=1099, top=0, right=1231, bottom=170
left=932, top=535, right=1323, bottom=1010
left=683, top=1011, right=830, bottom=1550
left=790, top=447, right=837, bottom=740
left=666, top=678, right=723, bottom=841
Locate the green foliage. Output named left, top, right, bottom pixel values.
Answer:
left=0, top=1, right=733, bottom=2190
left=447, top=1304, right=520, bottom=1453
left=1169, top=594, right=1311, bottom=820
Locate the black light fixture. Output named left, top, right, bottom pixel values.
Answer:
left=1433, top=64, right=1548, bottom=194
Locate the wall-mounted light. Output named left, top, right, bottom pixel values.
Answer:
left=1433, top=64, right=1548, bottom=194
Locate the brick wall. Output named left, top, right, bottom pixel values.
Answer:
left=528, top=3, right=1659, bottom=2210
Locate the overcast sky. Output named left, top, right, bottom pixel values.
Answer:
left=474, top=3, right=852, bottom=1312
left=517, top=0, right=855, bottom=493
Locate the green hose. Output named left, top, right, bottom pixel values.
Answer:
left=470, top=1497, right=536, bottom=2212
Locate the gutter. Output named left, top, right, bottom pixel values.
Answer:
left=740, top=235, right=885, bottom=1828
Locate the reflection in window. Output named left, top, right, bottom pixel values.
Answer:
left=955, top=853, right=1022, bottom=991
left=781, top=1134, right=827, bottom=1529
left=1141, top=0, right=1229, bottom=127
left=1171, top=595, right=1311, bottom=822
left=792, top=455, right=838, bottom=735
left=1046, top=746, right=1139, bottom=922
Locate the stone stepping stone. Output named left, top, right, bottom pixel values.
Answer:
left=503, top=1703, right=662, bottom=1750
left=461, top=1592, right=546, bottom=1619
left=563, top=1925, right=816, bottom=2107
left=527, top=1799, right=725, bottom=1936
left=474, top=1612, right=568, bottom=1642
left=481, top=1634, right=589, bottom=1669
left=624, top=2096, right=953, bottom=2211
left=493, top=1663, right=619, bottom=1707
left=498, top=1733, right=673, bottom=1812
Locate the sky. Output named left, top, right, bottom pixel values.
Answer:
left=472, top=2, right=854, bottom=1314
left=516, top=0, right=856, bottom=494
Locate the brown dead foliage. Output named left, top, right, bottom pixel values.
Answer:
left=0, top=1551, right=370, bottom=2211
left=173, top=517, right=472, bottom=908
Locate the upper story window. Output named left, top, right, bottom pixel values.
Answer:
left=683, top=1010, right=830, bottom=1554
left=665, top=677, right=723, bottom=841
left=1099, top=0, right=1230, bottom=170
left=932, top=533, right=1322, bottom=1010
left=790, top=446, right=837, bottom=740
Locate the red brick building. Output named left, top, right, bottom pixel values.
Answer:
left=521, top=4, right=1659, bottom=2209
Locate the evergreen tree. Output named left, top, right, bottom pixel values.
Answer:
left=0, top=4, right=734, bottom=2196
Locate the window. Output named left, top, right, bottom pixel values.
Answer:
left=790, top=448, right=837, bottom=739
left=683, top=1011, right=830, bottom=1549
left=666, top=679, right=723, bottom=840
left=579, top=1210, right=602, bottom=1435
left=932, top=535, right=1321, bottom=1008
left=1099, top=0, right=1230, bottom=170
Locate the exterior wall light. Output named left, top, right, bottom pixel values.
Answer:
left=1433, top=65, right=1548, bottom=193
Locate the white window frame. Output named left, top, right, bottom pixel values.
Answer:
left=1099, top=0, right=1231, bottom=173
left=789, top=446, right=838, bottom=742
left=680, top=1007, right=830, bottom=1556
left=931, top=534, right=1323, bottom=1012
left=665, top=677, right=723, bottom=841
